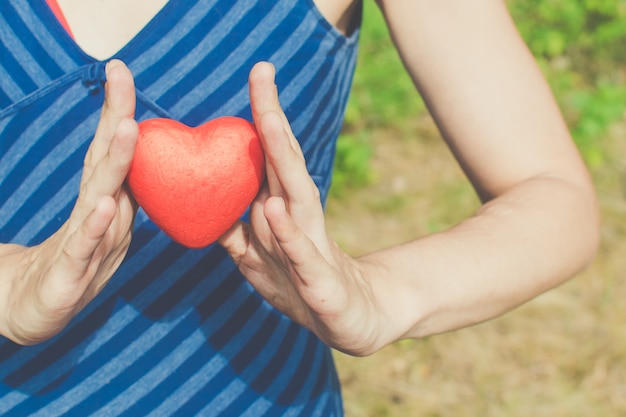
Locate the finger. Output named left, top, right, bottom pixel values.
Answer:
left=259, top=111, right=320, bottom=207
left=73, top=117, right=138, bottom=226
left=249, top=62, right=281, bottom=124
left=264, top=196, right=328, bottom=287
left=218, top=220, right=250, bottom=265
left=83, top=60, right=136, bottom=180
left=249, top=62, right=306, bottom=194
left=249, top=62, right=303, bottom=154
left=264, top=197, right=348, bottom=324
left=87, top=117, right=138, bottom=198
left=219, top=186, right=275, bottom=262
left=56, top=196, right=117, bottom=283
left=249, top=62, right=283, bottom=193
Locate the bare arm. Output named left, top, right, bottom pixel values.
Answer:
left=368, top=0, right=600, bottom=338
left=220, top=0, right=599, bottom=356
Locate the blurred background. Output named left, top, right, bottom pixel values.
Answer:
left=325, top=0, right=626, bottom=415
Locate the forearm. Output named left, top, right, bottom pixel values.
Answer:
left=360, top=174, right=600, bottom=340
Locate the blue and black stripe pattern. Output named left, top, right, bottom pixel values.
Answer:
left=0, top=0, right=360, bottom=415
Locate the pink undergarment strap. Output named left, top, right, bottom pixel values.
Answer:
left=45, top=0, right=74, bottom=39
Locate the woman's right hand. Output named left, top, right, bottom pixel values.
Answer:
left=0, top=60, right=138, bottom=345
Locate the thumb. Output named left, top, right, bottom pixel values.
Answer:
left=218, top=220, right=250, bottom=265
left=56, top=196, right=117, bottom=280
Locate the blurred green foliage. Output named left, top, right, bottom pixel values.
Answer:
left=331, top=131, right=375, bottom=196
left=331, top=0, right=626, bottom=195
left=342, top=6, right=426, bottom=129
left=508, top=0, right=626, bottom=166
left=331, top=3, right=423, bottom=196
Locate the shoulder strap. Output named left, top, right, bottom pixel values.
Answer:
left=45, top=0, right=74, bottom=38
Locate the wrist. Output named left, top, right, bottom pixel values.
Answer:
left=355, top=248, right=435, bottom=348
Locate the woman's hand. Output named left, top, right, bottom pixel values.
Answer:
left=0, top=60, right=138, bottom=345
left=219, top=63, right=403, bottom=356
left=220, top=49, right=599, bottom=356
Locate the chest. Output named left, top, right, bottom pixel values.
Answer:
left=54, top=0, right=360, bottom=60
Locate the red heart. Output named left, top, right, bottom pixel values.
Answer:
left=127, top=116, right=265, bottom=248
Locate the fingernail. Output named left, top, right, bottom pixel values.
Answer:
left=105, top=59, right=120, bottom=76
left=268, top=62, right=276, bottom=82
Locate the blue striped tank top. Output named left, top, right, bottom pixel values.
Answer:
left=0, top=0, right=360, bottom=415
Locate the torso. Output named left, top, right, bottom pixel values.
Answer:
left=57, top=0, right=360, bottom=60
left=1, top=1, right=360, bottom=414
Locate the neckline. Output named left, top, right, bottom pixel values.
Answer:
left=38, top=0, right=177, bottom=62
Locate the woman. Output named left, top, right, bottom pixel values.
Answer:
left=0, top=0, right=599, bottom=415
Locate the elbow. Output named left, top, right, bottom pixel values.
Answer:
left=564, top=177, right=601, bottom=275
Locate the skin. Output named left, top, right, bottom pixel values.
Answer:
left=0, top=0, right=600, bottom=354
left=0, top=61, right=138, bottom=345
left=221, top=0, right=601, bottom=355
left=56, top=0, right=357, bottom=60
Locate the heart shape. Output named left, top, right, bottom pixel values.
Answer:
left=127, top=116, right=265, bottom=248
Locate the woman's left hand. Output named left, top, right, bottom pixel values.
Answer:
left=219, top=62, right=400, bottom=356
